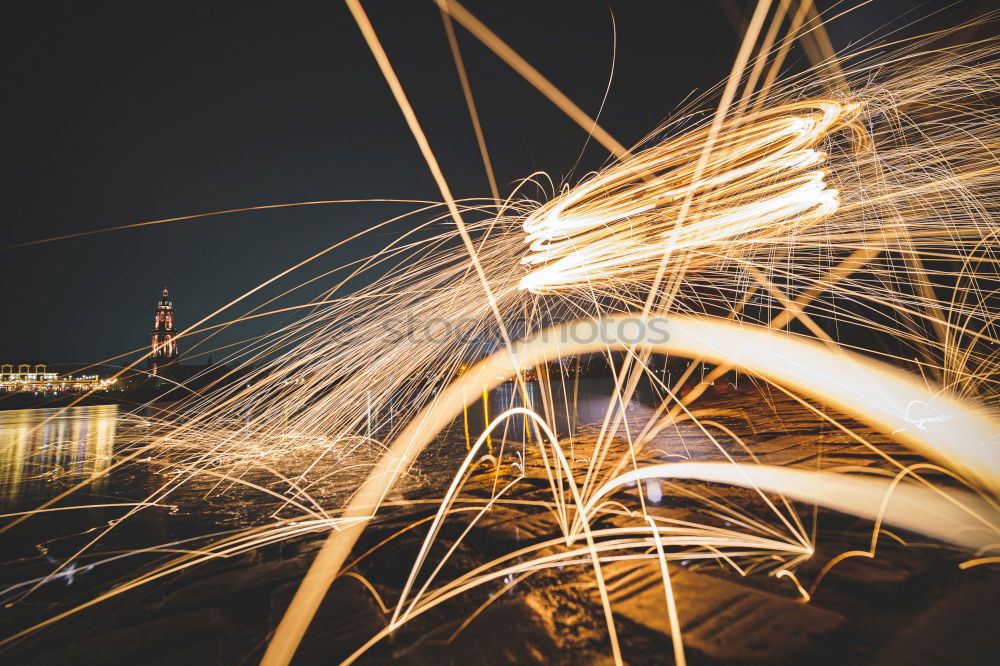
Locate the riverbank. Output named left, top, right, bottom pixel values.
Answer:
left=1, top=387, right=997, bottom=665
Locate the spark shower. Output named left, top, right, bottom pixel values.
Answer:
left=2, top=1, right=1000, bottom=665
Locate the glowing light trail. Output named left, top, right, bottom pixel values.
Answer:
left=268, top=314, right=1000, bottom=663
left=520, top=101, right=853, bottom=292
left=6, top=4, right=1000, bottom=665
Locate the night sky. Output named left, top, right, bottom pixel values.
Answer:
left=0, top=0, right=984, bottom=365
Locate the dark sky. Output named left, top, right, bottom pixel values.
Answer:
left=0, top=0, right=987, bottom=365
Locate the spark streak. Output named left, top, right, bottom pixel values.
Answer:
left=5, top=3, right=1000, bottom=665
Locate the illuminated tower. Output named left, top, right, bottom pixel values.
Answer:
left=150, top=286, right=179, bottom=376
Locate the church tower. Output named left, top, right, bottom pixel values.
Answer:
left=150, top=286, right=179, bottom=376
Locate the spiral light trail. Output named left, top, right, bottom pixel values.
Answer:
left=520, top=101, right=853, bottom=292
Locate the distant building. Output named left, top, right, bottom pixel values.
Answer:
left=1, top=362, right=55, bottom=381
left=145, top=286, right=230, bottom=393
left=0, top=361, right=116, bottom=393
left=150, top=286, right=180, bottom=376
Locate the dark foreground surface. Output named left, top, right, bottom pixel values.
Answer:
left=1, top=388, right=998, bottom=665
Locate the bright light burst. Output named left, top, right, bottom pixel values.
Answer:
left=520, top=101, right=852, bottom=293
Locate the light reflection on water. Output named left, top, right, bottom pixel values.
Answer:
left=0, top=382, right=631, bottom=511
left=0, top=405, right=118, bottom=508
left=0, top=386, right=642, bottom=592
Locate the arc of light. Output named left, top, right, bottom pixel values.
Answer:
left=264, top=314, right=1000, bottom=665
left=645, top=514, right=687, bottom=666
left=342, top=527, right=804, bottom=665
left=796, top=0, right=848, bottom=95
left=752, top=0, right=860, bottom=111
left=0, top=199, right=463, bottom=538
left=392, top=406, right=615, bottom=649
left=341, top=0, right=520, bottom=358
left=640, top=0, right=773, bottom=319
left=4, top=196, right=487, bottom=477
left=590, top=463, right=998, bottom=551
left=577, top=0, right=774, bottom=520
left=435, top=0, right=630, bottom=161
left=636, top=246, right=880, bottom=452
left=439, top=5, right=500, bottom=203
left=262, top=4, right=545, bottom=665
left=752, top=0, right=813, bottom=112
left=734, top=0, right=793, bottom=117
left=2, top=199, right=436, bottom=249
